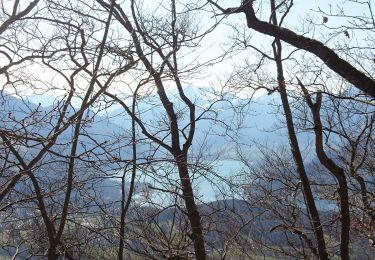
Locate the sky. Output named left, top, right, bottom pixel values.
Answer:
left=197, top=0, right=372, bottom=79
left=1, top=0, right=373, bottom=106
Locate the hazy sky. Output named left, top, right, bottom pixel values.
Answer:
left=2, top=0, right=372, bottom=105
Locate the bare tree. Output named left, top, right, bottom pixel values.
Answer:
left=1, top=0, right=135, bottom=258
left=2, top=1, right=374, bottom=259
left=94, top=0, right=221, bottom=258
left=208, top=0, right=375, bottom=98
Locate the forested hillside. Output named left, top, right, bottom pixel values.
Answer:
left=1, top=1, right=374, bottom=259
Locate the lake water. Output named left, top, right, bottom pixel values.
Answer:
left=116, top=159, right=336, bottom=210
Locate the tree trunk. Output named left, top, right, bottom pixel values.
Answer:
left=309, top=93, right=351, bottom=260
left=269, top=5, right=329, bottom=256
left=277, top=81, right=329, bottom=260
left=175, top=152, right=206, bottom=260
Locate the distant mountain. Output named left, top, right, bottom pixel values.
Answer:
left=0, top=92, right=130, bottom=160
left=1, top=90, right=316, bottom=175
left=2, top=88, right=311, bottom=148
left=105, top=87, right=295, bottom=155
